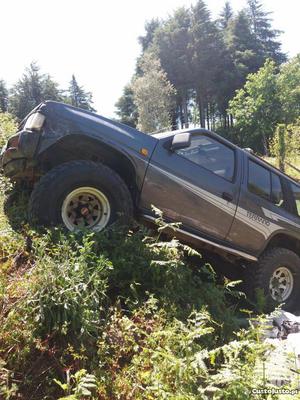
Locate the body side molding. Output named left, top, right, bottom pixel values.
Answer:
left=141, top=214, right=258, bottom=262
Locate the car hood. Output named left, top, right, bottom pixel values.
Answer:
left=38, top=101, right=158, bottom=153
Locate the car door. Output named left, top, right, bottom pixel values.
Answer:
left=139, top=131, right=241, bottom=241
left=226, top=154, right=300, bottom=255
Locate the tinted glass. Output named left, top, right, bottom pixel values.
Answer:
left=176, top=135, right=235, bottom=181
left=291, top=182, right=300, bottom=216
left=271, top=173, right=284, bottom=207
left=248, top=161, right=271, bottom=200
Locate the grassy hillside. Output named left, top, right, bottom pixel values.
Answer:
left=0, top=114, right=299, bottom=399
left=0, top=179, right=299, bottom=399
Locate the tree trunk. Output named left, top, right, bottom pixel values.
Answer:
left=211, top=103, right=216, bottom=131
left=171, top=108, right=177, bottom=131
left=276, top=125, right=286, bottom=172
left=197, top=92, right=205, bottom=128
left=182, top=93, right=189, bottom=128
left=179, top=103, right=184, bottom=129
left=262, top=133, right=269, bottom=156
left=212, top=106, right=216, bottom=131
left=206, top=104, right=210, bottom=130
left=224, top=113, right=227, bottom=129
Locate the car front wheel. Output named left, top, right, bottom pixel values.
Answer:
left=29, top=160, right=133, bottom=231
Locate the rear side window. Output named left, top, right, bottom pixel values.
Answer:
left=248, top=161, right=271, bottom=200
left=176, top=135, right=235, bottom=181
left=248, top=160, right=284, bottom=207
left=290, top=182, right=300, bottom=216
left=271, top=174, right=284, bottom=206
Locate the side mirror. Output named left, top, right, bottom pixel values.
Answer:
left=170, top=132, right=191, bottom=151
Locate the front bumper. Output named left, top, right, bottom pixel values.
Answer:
left=0, top=142, right=27, bottom=178
left=1, top=152, right=27, bottom=178
left=1, top=130, right=40, bottom=179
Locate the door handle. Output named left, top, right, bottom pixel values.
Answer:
left=222, top=192, right=233, bottom=202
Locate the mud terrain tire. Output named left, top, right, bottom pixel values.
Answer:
left=246, top=247, right=300, bottom=311
left=29, top=160, right=133, bottom=231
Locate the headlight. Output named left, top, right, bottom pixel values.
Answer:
left=24, top=112, right=45, bottom=131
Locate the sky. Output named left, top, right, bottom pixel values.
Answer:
left=1, top=0, right=299, bottom=118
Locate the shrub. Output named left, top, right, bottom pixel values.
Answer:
left=27, top=242, right=110, bottom=337
left=0, top=179, right=280, bottom=399
left=0, top=113, right=17, bottom=147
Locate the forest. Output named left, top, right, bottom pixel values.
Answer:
left=115, top=0, right=299, bottom=156
left=1, top=0, right=299, bottom=156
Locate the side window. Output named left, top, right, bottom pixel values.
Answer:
left=248, top=160, right=271, bottom=200
left=271, top=173, right=284, bottom=207
left=290, top=182, right=300, bottom=217
left=176, top=135, right=235, bottom=181
left=248, top=161, right=285, bottom=208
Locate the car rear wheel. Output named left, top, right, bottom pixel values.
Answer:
left=246, top=247, right=300, bottom=311
left=29, top=160, right=133, bottom=231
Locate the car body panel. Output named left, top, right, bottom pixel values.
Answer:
left=139, top=130, right=242, bottom=241
left=37, top=101, right=157, bottom=155
left=227, top=151, right=300, bottom=256
left=1, top=101, right=158, bottom=190
left=38, top=102, right=158, bottom=192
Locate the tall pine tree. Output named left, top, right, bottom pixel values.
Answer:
left=247, top=0, right=286, bottom=64
left=9, top=62, right=61, bottom=120
left=225, top=11, right=263, bottom=87
left=190, top=0, right=224, bottom=128
left=219, top=1, right=234, bottom=30
left=67, top=75, right=95, bottom=112
left=115, top=84, right=138, bottom=128
left=138, top=19, right=161, bottom=52
left=154, top=7, right=192, bottom=128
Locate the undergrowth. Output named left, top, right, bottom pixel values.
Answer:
left=0, top=177, right=298, bottom=399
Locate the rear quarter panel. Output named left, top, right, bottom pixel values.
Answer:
left=227, top=151, right=300, bottom=257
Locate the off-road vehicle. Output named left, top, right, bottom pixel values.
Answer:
left=2, top=101, right=300, bottom=309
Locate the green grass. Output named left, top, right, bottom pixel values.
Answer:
left=0, top=178, right=299, bottom=399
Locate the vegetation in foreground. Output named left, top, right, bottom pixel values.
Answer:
left=1, top=83, right=300, bottom=400
left=0, top=177, right=299, bottom=400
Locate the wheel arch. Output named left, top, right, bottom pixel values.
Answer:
left=37, top=134, right=139, bottom=204
left=262, top=232, right=300, bottom=257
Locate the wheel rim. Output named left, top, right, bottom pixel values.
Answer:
left=269, top=266, right=294, bottom=302
left=61, top=187, right=111, bottom=231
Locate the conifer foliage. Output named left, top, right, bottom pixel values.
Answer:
left=67, top=74, right=95, bottom=112
left=9, top=62, right=61, bottom=120
left=116, top=0, right=286, bottom=134
left=0, top=65, right=95, bottom=121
